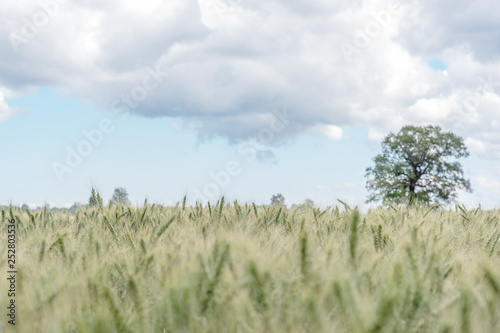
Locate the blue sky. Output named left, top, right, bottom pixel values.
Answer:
left=1, top=0, right=500, bottom=209
left=1, top=87, right=496, bottom=209
left=1, top=88, right=377, bottom=208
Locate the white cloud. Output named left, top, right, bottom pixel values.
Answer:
left=465, top=137, right=487, bottom=155
left=0, top=89, right=16, bottom=122
left=458, top=170, right=500, bottom=210
left=474, top=176, right=500, bottom=192
left=310, top=124, right=343, bottom=140
left=0, top=0, right=500, bottom=155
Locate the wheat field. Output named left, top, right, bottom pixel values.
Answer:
left=1, top=194, right=500, bottom=332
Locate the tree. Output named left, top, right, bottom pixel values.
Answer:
left=366, top=125, right=472, bottom=205
left=303, top=198, right=314, bottom=207
left=270, top=193, right=285, bottom=206
left=69, top=202, right=80, bottom=214
left=88, top=195, right=97, bottom=206
left=293, top=198, right=314, bottom=210
left=111, top=187, right=130, bottom=205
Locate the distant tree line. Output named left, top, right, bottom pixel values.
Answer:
left=4, top=187, right=132, bottom=215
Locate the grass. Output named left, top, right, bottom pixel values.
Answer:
left=1, top=196, right=500, bottom=332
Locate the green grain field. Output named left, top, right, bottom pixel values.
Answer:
left=1, top=195, right=500, bottom=332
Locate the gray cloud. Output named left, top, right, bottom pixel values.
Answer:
left=255, top=149, right=278, bottom=163
left=396, top=0, right=500, bottom=62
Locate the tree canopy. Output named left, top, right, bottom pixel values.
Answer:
left=366, top=125, right=472, bottom=205
left=270, top=193, right=285, bottom=206
left=111, top=187, right=130, bottom=205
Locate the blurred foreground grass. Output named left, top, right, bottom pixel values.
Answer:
left=1, top=198, right=500, bottom=332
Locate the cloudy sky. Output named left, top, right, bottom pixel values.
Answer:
left=1, top=0, right=499, bottom=209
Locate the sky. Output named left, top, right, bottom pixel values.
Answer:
left=0, top=0, right=499, bottom=209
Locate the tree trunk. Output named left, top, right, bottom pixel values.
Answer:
left=409, top=178, right=417, bottom=194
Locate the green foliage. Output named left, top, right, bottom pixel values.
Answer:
left=349, top=209, right=360, bottom=265
left=89, top=187, right=104, bottom=207
left=111, top=187, right=130, bottom=205
left=1, top=195, right=500, bottom=332
left=270, top=193, right=285, bottom=206
left=366, top=125, right=472, bottom=205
